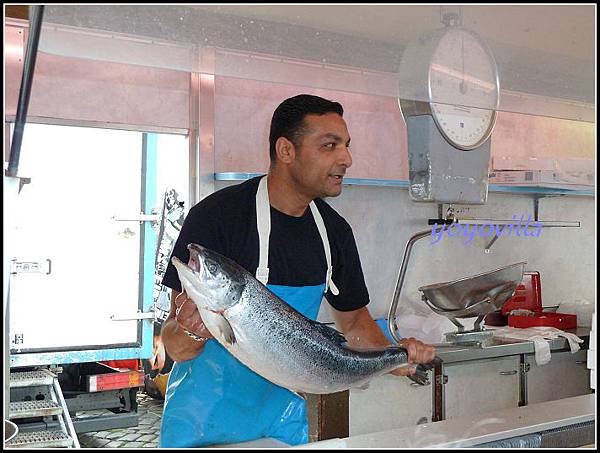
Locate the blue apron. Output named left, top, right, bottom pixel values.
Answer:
left=160, top=176, right=338, bottom=447
left=159, top=283, right=324, bottom=447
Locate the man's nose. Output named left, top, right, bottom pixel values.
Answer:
left=340, top=146, right=353, bottom=168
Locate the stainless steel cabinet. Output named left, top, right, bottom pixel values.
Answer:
left=442, top=356, right=521, bottom=420
left=346, top=349, right=591, bottom=437
left=349, top=372, right=433, bottom=436
left=524, top=350, right=592, bottom=404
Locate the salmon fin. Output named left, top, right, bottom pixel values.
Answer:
left=214, top=314, right=236, bottom=346
left=289, top=390, right=306, bottom=400
left=353, top=381, right=371, bottom=390
left=343, top=344, right=408, bottom=353
left=383, top=345, right=409, bottom=352
left=416, top=356, right=443, bottom=370
left=312, top=321, right=347, bottom=346
left=408, top=369, right=430, bottom=386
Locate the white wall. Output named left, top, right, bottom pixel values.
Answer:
left=325, top=186, right=595, bottom=321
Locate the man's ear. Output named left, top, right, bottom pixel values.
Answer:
left=275, top=137, right=296, bottom=164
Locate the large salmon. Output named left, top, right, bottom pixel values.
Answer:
left=172, top=243, right=440, bottom=394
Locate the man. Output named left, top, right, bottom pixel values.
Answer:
left=159, top=94, right=436, bottom=447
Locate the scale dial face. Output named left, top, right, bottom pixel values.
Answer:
left=428, top=27, right=499, bottom=150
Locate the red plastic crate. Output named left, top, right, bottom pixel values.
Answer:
left=508, top=312, right=577, bottom=329
left=101, top=359, right=140, bottom=370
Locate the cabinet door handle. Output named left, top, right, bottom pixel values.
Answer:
left=499, top=370, right=517, bottom=375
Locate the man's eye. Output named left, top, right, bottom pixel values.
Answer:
left=323, top=143, right=335, bottom=149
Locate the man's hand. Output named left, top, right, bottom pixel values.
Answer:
left=174, top=292, right=214, bottom=340
left=391, top=337, right=437, bottom=377
left=162, top=290, right=214, bottom=362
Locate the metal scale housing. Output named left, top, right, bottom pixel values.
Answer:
left=398, top=24, right=499, bottom=205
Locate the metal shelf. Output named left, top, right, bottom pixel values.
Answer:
left=456, top=219, right=580, bottom=227
left=488, top=184, right=594, bottom=197
left=214, top=173, right=594, bottom=197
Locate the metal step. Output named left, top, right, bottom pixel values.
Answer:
left=5, top=430, right=74, bottom=448
left=10, top=400, right=64, bottom=419
left=8, top=369, right=80, bottom=448
left=10, top=370, right=55, bottom=388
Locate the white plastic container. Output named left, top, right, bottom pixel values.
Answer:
left=557, top=300, right=595, bottom=327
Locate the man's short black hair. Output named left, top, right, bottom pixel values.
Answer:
left=269, top=94, right=344, bottom=162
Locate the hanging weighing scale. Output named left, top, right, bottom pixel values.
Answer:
left=389, top=16, right=504, bottom=349
left=398, top=14, right=500, bottom=204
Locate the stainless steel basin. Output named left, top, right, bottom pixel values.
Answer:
left=418, top=262, right=526, bottom=319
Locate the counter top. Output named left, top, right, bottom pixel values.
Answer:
left=298, top=394, right=595, bottom=448
left=436, top=327, right=590, bottom=364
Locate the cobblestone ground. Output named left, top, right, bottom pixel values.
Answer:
left=77, top=393, right=163, bottom=448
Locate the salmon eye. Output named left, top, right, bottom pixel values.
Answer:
left=207, top=263, right=217, bottom=274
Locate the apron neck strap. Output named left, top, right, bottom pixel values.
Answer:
left=255, top=176, right=271, bottom=285
left=255, top=175, right=339, bottom=295
left=309, top=202, right=339, bottom=295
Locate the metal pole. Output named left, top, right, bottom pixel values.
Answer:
left=387, top=229, right=432, bottom=344
left=7, top=5, right=44, bottom=177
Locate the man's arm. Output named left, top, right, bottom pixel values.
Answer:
left=329, top=306, right=436, bottom=377
left=160, top=290, right=214, bottom=362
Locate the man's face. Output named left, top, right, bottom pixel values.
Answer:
left=289, top=112, right=352, bottom=199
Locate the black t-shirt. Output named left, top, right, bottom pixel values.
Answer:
left=162, top=176, right=370, bottom=312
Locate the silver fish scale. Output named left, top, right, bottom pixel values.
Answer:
left=224, top=277, right=409, bottom=394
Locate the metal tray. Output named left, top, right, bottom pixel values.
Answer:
left=419, top=262, right=526, bottom=319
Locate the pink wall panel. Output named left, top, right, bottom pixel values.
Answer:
left=5, top=26, right=25, bottom=119
left=213, top=79, right=595, bottom=179
left=5, top=25, right=190, bottom=131
left=213, top=77, right=409, bottom=180
left=492, top=111, right=595, bottom=161
left=5, top=22, right=593, bottom=180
